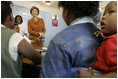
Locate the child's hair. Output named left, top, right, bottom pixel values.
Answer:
left=58, top=1, right=99, bottom=18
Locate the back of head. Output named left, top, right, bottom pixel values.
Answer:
left=1, top=1, right=13, bottom=25
left=58, top=1, right=99, bottom=18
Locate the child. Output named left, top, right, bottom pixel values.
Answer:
left=13, top=23, right=41, bottom=46
left=13, top=23, right=20, bottom=33
left=78, top=1, right=117, bottom=78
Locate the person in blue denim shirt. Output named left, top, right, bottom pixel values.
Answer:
left=92, top=10, right=101, bottom=25
left=40, top=1, right=101, bottom=78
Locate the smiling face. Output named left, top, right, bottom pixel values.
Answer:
left=100, top=1, right=117, bottom=36
left=16, top=16, right=22, bottom=24
left=32, top=9, right=38, bottom=17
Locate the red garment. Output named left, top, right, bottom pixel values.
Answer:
left=93, top=34, right=117, bottom=73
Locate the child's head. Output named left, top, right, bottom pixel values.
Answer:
left=101, top=1, right=117, bottom=36
left=13, top=24, right=19, bottom=33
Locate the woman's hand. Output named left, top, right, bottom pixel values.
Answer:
left=78, top=67, right=117, bottom=78
left=78, top=67, right=93, bottom=78
left=39, top=33, right=45, bottom=39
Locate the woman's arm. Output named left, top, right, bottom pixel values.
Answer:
left=18, top=39, right=42, bottom=64
left=78, top=67, right=117, bottom=78
left=91, top=72, right=117, bottom=78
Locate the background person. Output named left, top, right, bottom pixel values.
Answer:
left=15, top=15, right=28, bottom=36
left=28, top=6, right=46, bottom=49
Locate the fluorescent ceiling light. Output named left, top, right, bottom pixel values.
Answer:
left=45, top=1, right=51, bottom=5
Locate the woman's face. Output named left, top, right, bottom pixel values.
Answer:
left=16, top=16, right=22, bottom=24
left=32, top=9, right=38, bottom=17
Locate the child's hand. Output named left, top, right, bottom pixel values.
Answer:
left=94, top=31, right=106, bottom=38
left=78, top=67, right=93, bottom=78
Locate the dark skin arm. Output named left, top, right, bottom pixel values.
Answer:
left=91, top=72, right=117, bottom=78
left=78, top=67, right=117, bottom=78
left=94, top=30, right=106, bottom=38
left=18, top=39, right=42, bottom=64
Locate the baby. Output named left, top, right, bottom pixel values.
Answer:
left=78, top=1, right=117, bottom=78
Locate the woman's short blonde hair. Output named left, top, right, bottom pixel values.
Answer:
left=30, top=6, right=39, bottom=15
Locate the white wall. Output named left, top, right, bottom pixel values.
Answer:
left=12, top=1, right=61, bottom=15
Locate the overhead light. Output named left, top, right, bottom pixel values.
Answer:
left=45, top=1, right=51, bottom=5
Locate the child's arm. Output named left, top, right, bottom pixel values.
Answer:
left=78, top=67, right=117, bottom=78
left=94, top=31, right=106, bottom=38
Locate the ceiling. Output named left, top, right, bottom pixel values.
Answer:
left=13, top=1, right=110, bottom=15
left=33, top=1, right=110, bottom=9
left=34, top=1, right=59, bottom=8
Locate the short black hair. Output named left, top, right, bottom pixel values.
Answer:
left=30, top=6, right=39, bottom=15
left=58, top=1, right=99, bottom=18
left=1, top=1, right=13, bottom=24
left=15, top=15, right=23, bottom=24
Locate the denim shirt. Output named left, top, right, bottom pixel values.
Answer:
left=40, top=17, right=101, bottom=78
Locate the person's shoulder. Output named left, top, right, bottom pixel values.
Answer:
left=28, top=18, right=33, bottom=22
left=105, top=34, right=117, bottom=40
left=52, top=26, right=74, bottom=43
left=1, top=27, right=17, bottom=39
left=38, top=17, right=44, bottom=21
left=2, top=27, right=16, bottom=33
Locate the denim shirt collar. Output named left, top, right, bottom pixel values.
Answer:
left=69, top=17, right=94, bottom=26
